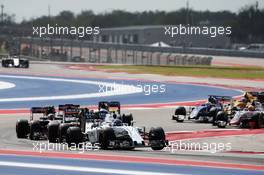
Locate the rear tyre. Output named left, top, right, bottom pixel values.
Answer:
left=29, top=121, right=41, bottom=140
left=16, top=119, right=29, bottom=138
left=252, top=112, right=264, bottom=129
left=122, top=114, right=133, bottom=126
left=66, top=127, right=83, bottom=145
left=2, top=60, right=7, bottom=67
left=209, top=107, right=219, bottom=125
left=240, top=120, right=249, bottom=128
left=216, top=111, right=228, bottom=128
left=24, top=61, right=29, bottom=68
left=58, top=123, right=70, bottom=143
left=47, top=122, right=59, bottom=143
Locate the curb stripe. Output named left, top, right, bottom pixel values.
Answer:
left=166, top=129, right=264, bottom=141
left=0, top=149, right=263, bottom=171
left=0, top=100, right=207, bottom=114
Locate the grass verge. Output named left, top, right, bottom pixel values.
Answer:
left=94, top=65, right=264, bottom=79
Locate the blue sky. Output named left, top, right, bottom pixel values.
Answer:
left=1, top=0, right=263, bottom=22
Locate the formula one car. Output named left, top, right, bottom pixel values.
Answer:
left=230, top=92, right=264, bottom=110
left=216, top=101, right=264, bottom=129
left=172, top=95, right=231, bottom=123
left=214, top=92, right=264, bottom=128
left=50, top=104, right=81, bottom=143
left=16, top=104, right=80, bottom=141
left=16, top=106, right=57, bottom=140
left=2, top=55, right=29, bottom=68
left=245, top=92, right=264, bottom=105
left=57, top=101, right=167, bottom=151
left=48, top=101, right=132, bottom=143
left=230, top=111, right=264, bottom=128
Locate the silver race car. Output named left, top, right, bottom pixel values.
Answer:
left=59, top=101, right=167, bottom=151
left=2, top=55, right=29, bottom=68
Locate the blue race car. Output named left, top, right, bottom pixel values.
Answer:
left=172, top=95, right=231, bottom=123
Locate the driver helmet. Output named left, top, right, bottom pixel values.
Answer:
left=100, top=108, right=108, bottom=113
left=208, top=96, right=216, bottom=104
left=48, top=113, right=55, bottom=120
left=248, top=105, right=255, bottom=111
left=112, top=119, right=123, bottom=126
left=240, top=98, right=247, bottom=103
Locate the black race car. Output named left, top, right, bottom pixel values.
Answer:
left=16, top=104, right=79, bottom=141
left=16, top=106, right=57, bottom=140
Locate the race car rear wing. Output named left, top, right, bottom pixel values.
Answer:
left=31, top=107, right=55, bottom=113
left=98, top=101, right=109, bottom=111
left=58, top=104, right=80, bottom=111
left=30, top=106, right=55, bottom=120
left=58, top=104, right=80, bottom=118
left=109, top=101, right=121, bottom=114
left=208, top=95, right=232, bottom=101
left=247, top=92, right=264, bottom=97
left=98, top=101, right=121, bottom=114
left=245, top=92, right=264, bottom=104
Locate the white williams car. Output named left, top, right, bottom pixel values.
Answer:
left=52, top=101, right=168, bottom=151
left=2, top=55, right=29, bottom=68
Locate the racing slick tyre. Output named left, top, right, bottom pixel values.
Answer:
left=58, top=123, right=71, bottom=143
left=172, top=107, right=186, bottom=122
left=16, top=119, right=29, bottom=138
left=257, top=113, right=264, bottom=128
left=47, top=122, right=59, bottom=143
left=122, top=114, right=133, bottom=126
left=29, top=121, right=41, bottom=140
left=1, top=60, right=7, bottom=67
left=99, top=128, right=115, bottom=150
left=174, top=107, right=186, bottom=116
left=209, top=107, right=219, bottom=125
left=66, top=127, right=83, bottom=145
left=149, top=127, right=166, bottom=150
left=240, top=120, right=249, bottom=128
left=251, top=112, right=264, bottom=129
left=216, top=111, right=228, bottom=128
left=23, top=61, right=29, bottom=68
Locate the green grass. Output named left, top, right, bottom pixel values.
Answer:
left=94, top=65, right=264, bottom=79
left=0, top=48, right=7, bottom=54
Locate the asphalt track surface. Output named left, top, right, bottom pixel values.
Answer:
left=0, top=63, right=263, bottom=175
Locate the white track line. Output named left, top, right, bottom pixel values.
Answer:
left=0, top=161, right=183, bottom=175
left=0, top=75, right=142, bottom=102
